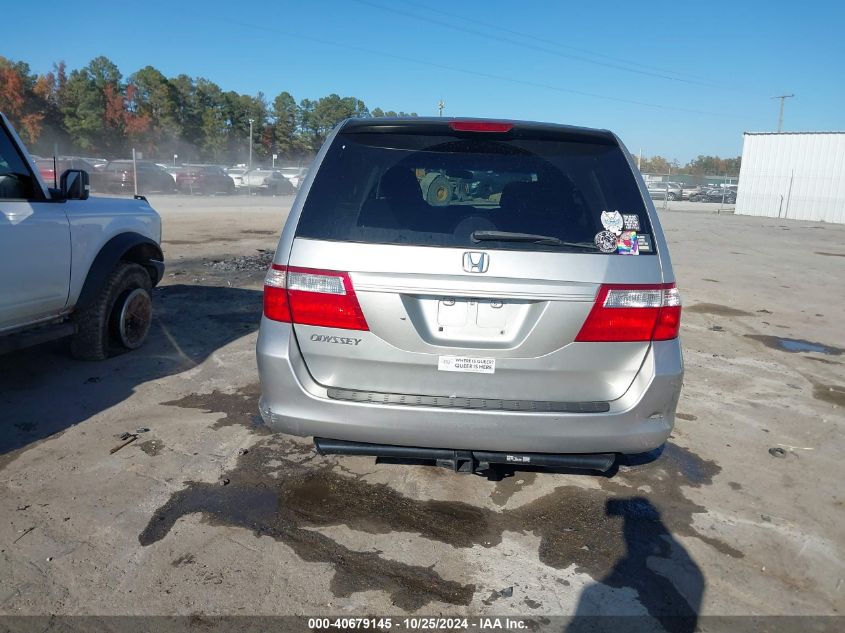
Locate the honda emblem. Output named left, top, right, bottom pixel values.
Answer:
left=463, top=251, right=489, bottom=273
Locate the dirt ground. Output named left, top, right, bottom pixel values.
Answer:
left=1, top=194, right=843, bottom=625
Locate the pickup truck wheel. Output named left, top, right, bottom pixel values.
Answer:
left=70, top=263, right=153, bottom=360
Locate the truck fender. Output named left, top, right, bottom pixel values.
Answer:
left=75, top=233, right=165, bottom=311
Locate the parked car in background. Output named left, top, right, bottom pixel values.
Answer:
left=35, top=157, right=103, bottom=192
left=689, top=187, right=736, bottom=203
left=241, top=168, right=295, bottom=195
left=163, top=166, right=186, bottom=184
left=100, top=160, right=177, bottom=195
left=681, top=184, right=704, bottom=200
left=176, top=165, right=235, bottom=194
left=257, top=117, right=684, bottom=474
left=226, top=166, right=248, bottom=188
left=704, top=187, right=736, bottom=203
left=279, top=166, right=308, bottom=189
left=80, top=156, right=108, bottom=169
left=647, top=181, right=682, bottom=201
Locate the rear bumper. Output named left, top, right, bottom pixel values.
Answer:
left=256, top=319, right=684, bottom=455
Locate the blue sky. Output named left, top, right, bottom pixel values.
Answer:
left=6, top=0, right=844, bottom=161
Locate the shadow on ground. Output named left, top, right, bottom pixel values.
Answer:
left=0, top=284, right=262, bottom=457
left=566, top=498, right=703, bottom=633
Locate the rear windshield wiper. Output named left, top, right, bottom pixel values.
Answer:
left=472, top=230, right=596, bottom=251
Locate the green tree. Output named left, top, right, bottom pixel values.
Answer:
left=60, top=56, right=125, bottom=153
left=637, top=155, right=671, bottom=174
left=130, top=66, right=181, bottom=154
left=686, top=155, right=742, bottom=176
left=1, top=55, right=423, bottom=161
left=272, top=91, right=304, bottom=158
left=194, top=79, right=226, bottom=161
left=201, top=106, right=227, bottom=161
left=222, top=91, right=269, bottom=162
left=299, top=94, right=369, bottom=151
left=170, top=74, right=203, bottom=156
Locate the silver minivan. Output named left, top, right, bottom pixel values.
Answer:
left=256, top=118, right=683, bottom=473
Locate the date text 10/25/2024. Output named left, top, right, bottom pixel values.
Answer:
left=308, top=617, right=532, bottom=630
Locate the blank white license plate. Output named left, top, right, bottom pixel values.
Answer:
left=437, top=356, right=496, bottom=374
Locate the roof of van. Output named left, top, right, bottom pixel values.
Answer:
left=341, top=117, right=618, bottom=145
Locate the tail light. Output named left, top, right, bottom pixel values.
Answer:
left=575, top=283, right=681, bottom=342
left=263, top=264, right=369, bottom=331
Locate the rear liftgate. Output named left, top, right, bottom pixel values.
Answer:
left=314, top=438, right=615, bottom=474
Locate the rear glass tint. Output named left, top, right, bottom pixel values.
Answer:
left=296, top=130, right=653, bottom=253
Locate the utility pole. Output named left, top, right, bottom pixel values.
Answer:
left=437, top=99, right=445, bottom=117
left=772, top=94, right=794, bottom=132
left=248, top=118, right=254, bottom=169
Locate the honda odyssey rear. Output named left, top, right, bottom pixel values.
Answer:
left=256, top=118, right=683, bottom=472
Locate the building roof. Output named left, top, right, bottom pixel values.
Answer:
left=743, top=131, right=845, bottom=136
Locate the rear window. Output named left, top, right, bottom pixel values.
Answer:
left=295, top=130, right=654, bottom=254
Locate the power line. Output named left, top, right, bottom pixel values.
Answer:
left=219, top=16, right=739, bottom=118
left=353, top=0, right=759, bottom=94
left=401, top=0, right=730, bottom=86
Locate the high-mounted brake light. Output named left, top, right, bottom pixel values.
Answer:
left=449, top=121, right=513, bottom=133
left=263, top=264, right=369, bottom=331
left=575, top=283, right=681, bottom=342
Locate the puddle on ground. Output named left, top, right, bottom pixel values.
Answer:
left=142, top=391, right=740, bottom=614
left=490, top=472, right=537, bottom=507
left=811, top=382, right=845, bottom=407
left=162, top=384, right=270, bottom=433
left=745, top=335, right=843, bottom=356
left=685, top=303, right=753, bottom=317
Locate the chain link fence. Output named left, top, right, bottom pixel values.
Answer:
left=640, top=173, right=740, bottom=213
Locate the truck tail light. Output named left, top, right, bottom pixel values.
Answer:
left=575, top=283, right=681, bottom=342
left=263, top=264, right=369, bottom=331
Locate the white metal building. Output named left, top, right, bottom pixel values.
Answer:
left=735, top=132, right=845, bottom=224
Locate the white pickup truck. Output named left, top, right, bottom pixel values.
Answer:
left=0, top=112, right=164, bottom=360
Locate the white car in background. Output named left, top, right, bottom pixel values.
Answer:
left=279, top=166, right=308, bottom=189
left=226, top=166, right=248, bottom=188
left=240, top=168, right=295, bottom=195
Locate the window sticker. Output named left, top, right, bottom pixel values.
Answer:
left=637, top=234, right=653, bottom=252
left=600, top=210, right=624, bottom=235
left=622, top=214, right=641, bottom=231
left=617, top=230, right=639, bottom=255
left=594, top=230, right=618, bottom=253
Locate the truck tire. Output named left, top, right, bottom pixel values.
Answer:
left=70, top=262, right=153, bottom=360
left=420, top=173, right=452, bottom=206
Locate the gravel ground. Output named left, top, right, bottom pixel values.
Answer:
left=0, top=194, right=842, bottom=628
